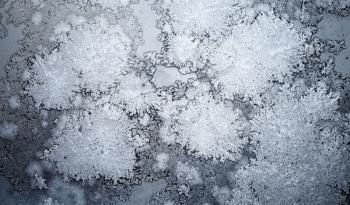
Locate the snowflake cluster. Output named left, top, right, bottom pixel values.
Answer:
left=162, top=93, right=248, bottom=162
left=167, top=0, right=238, bottom=36
left=175, top=161, right=202, bottom=185
left=110, top=72, right=161, bottom=113
left=3, top=0, right=348, bottom=203
left=43, top=103, right=136, bottom=181
left=91, top=0, right=130, bottom=10
left=28, top=16, right=132, bottom=109
left=167, top=34, right=201, bottom=65
left=210, top=13, right=305, bottom=100
left=231, top=84, right=350, bottom=204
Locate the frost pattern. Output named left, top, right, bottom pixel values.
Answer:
left=167, top=0, right=236, bottom=35
left=28, top=17, right=131, bottom=109
left=211, top=13, right=305, bottom=100
left=110, top=72, right=161, bottom=113
left=167, top=34, right=200, bottom=65
left=48, top=178, right=86, bottom=205
left=44, top=103, right=136, bottom=181
left=230, top=85, right=350, bottom=204
left=163, top=94, right=247, bottom=162
left=0, top=121, right=18, bottom=140
left=176, top=162, right=202, bottom=185
left=91, top=0, right=130, bottom=10
left=27, top=49, right=80, bottom=109
left=154, top=152, right=170, bottom=171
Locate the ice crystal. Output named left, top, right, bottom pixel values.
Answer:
left=163, top=94, right=247, bottom=162
left=43, top=103, right=136, bottom=181
left=211, top=13, right=305, bottom=100
left=28, top=17, right=132, bottom=109
left=167, top=0, right=237, bottom=35
left=231, top=85, right=350, bottom=204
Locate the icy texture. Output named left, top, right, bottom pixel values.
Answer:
left=8, top=95, right=20, bottom=109
left=167, top=0, right=237, bottom=35
left=91, top=0, right=130, bottom=10
left=163, top=94, right=247, bottom=162
left=154, top=152, right=169, bottom=171
left=0, top=121, right=18, bottom=140
left=211, top=13, right=305, bottom=100
left=231, top=85, right=350, bottom=204
left=110, top=72, right=161, bottom=113
left=31, top=12, right=42, bottom=25
left=1, top=0, right=350, bottom=203
left=40, top=198, right=63, bottom=205
left=27, top=49, right=80, bottom=109
left=176, top=162, right=202, bottom=185
left=25, top=161, right=47, bottom=190
left=151, top=66, right=196, bottom=87
left=44, top=103, right=136, bottom=181
left=28, top=17, right=131, bottom=109
left=47, top=178, right=86, bottom=205
left=167, top=34, right=200, bottom=65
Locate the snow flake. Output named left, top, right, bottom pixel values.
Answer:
left=43, top=103, right=136, bottom=181
left=211, top=13, right=305, bottom=100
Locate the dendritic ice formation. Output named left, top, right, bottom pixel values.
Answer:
left=166, top=0, right=238, bottom=36
left=27, top=16, right=132, bottom=109
left=162, top=94, right=247, bottom=162
left=90, top=0, right=131, bottom=10
left=210, top=13, right=306, bottom=100
left=0, top=0, right=350, bottom=205
left=44, top=103, right=136, bottom=181
left=231, top=83, right=350, bottom=204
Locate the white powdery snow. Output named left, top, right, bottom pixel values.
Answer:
left=25, top=161, right=47, bottom=189
left=110, top=72, right=161, bottom=113
left=31, top=12, right=42, bottom=25
left=151, top=66, right=196, bottom=87
left=28, top=17, right=132, bottom=109
left=8, top=95, right=20, bottom=109
left=48, top=178, right=86, bottom=205
left=211, top=13, right=305, bottom=100
left=91, top=0, right=130, bottom=10
left=231, top=84, right=349, bottom=204
left=163, top=94, right=247, bottom=162
left=176, top=162, right=202, bottom=185
left=167, top=34, right=200, bottom=65
left=43, top=103, right=136, bottom=181
left=53, top=21, right=71, bottom=35
left=154, top=152, right=170, bottom=171
left=167, top=0, right=237, bottom=35
left=28, top=49, right=80, bottom=109
left=0, top=121, right=18, bottom=140
left=57, top=17, right=131, bottom=95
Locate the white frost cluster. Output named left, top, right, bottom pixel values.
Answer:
left=8, top=95, right=20, bottom=109
left=11, top=1, right=349, bottom=202
left=91, top=0, right=130, bottom=10
left=231, top=85, right=350, bottom=204
left=31, top=12, right=42, bottom=25
left=40, top=198, right=63, bottom=205
left=110, top=72, right=160, bottom=113
left=47, top=178, right=86, bottom=205
left=0, top=121, right=18, bottom=140
left=176, top=162, right=202, bottom=185
left=167, top=0, right=237, bottom=35
left=27, top=49, right=80, bottom=109
left=28, top=17, right=131, bottom=109
left=44, top=103, right=136, bottom=181
left=26, top=161, right=47, bottom=190
left=211, top=13, right=305, bottom=100
left=162, top=94, right=247, bottom=162
left=154, top=152, right=170, bottom=171
left=167, top=34, right=200, bottom=65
